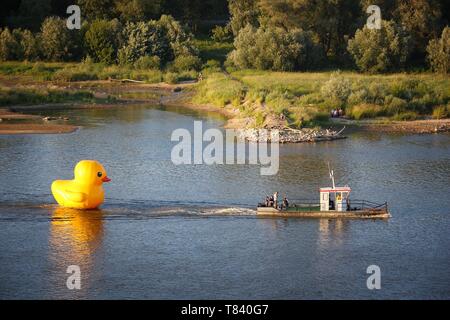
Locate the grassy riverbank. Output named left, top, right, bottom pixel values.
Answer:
left=193, top=70, right=450, bottom=128
left=1, top=61, right=449, bottom=133
left=0, top=61, right=197, bottom=84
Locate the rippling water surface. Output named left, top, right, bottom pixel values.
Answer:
left=0, top=105, right=449, bottom=299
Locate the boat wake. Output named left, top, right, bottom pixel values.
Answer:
left=0, top=196, right=256, bottom=221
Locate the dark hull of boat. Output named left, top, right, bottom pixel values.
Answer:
left=256, top=207, right=391, bottom=219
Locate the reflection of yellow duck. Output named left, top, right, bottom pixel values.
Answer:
left=51, top=160, right=111, bottom=209
left=51, top=207, right=104, bottom=246
left=50, top=207, right=104, bottom=275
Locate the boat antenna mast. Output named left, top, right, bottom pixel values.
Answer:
left=328, top=162, right=336, bottom=190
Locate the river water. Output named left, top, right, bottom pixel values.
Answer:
left=0, top=104, right=449, bottom=299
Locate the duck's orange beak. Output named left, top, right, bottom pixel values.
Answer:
left=102, top=176, right=111, bottom=182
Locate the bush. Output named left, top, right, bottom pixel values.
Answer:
left=348, top=88, right=369, bottom=105
left=227, top=25, right=323, bottom=71
left=117, top=16, right=198, bottom=66
left=0, top=28, right=21, bottom=61
left=427, top=26, right=450, bottom=74
left=170, top=55, right=202, bottom=72
left=164, top=72, right=179, bottom=84
left=348, top=103, right=384, bottom=120
left=211, top=25, right=232, bottom=42
left=130, top=69, right=163, bottom=83
left=158, top=15, right=199, bottom=58
left=18, top=29, right=40, bottom=61
left=320, top=72, right=351, bottom=104
left=432, top=105, right=448, bottom=119
left=384, top=95, right=407, bottom=115
left=134, top=55, right=161, bottom=70
left=53, top=69, right=98, bottom=82
left=118, top=21, right=161, bottom=65
left=392, top=112, right=418, bottom=121
left=203, top=59, right=222, bottom=73
left=291, top=106, right=328, bottom=127
left=40, top=17, right=80, bottom=61
left=265, top=90, right=292, bottom=115
left=193, top=72, right=245, bottom=107
left=348, top=20, right=411, bottom=73
left=0, top=87, right=95, bottom=105
left=84, top=19, right=122, bottom=64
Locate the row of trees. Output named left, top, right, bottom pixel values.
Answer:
left=0, top=15, right=200, bottom=70
left=0, top=0, right=448, bottom=73
left=226, top=0, right=449, bottom=73
left=1, top=0, right=229, bottom=31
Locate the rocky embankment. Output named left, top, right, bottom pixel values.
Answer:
left=237, top=127, right=346, bottom=143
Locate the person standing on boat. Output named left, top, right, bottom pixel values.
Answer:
left=273, top=192, right=279, bottom=209
left=282, top=196, right=289, bottom=210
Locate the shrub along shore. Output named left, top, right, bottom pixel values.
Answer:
left=5, top=66, right=444, bottom=131
left=1, top=61, right=449, bottom=136
left=192, top=69, right=450, bottom=128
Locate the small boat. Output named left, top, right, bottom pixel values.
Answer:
left=257, top=166, right=390, bottom=219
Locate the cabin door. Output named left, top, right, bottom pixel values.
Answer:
left=320, top=192, right=329, bottom=211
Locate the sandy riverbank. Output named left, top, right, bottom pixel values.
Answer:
left=330, top=117, right=450, bottom=133
left=1, top=79, right=449, bottom=136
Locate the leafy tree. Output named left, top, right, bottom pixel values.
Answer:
left=227, top=25, right=322, bottom=71
left=158, top=15, right=199, bottom=58
left=211, top=25, right=232, bottom=42
left=40, top=16, right=80, bottom=61
left=0, top=28, right=21, bottom=61
left=359, top=0, right=396, bottom=20
left=117, top=21, right=155, bottom=65
left=321, top=72, right=352, bottom=104
left=228, top=0, right=260, bottom=36
left=160, top=0, right=228, bottom=31
left=117, top=15, right=198, bottom=65
left=114, top=0, right=163, bottom=21
left=77, top=0, right=114, bottom=20
left=427, top=26, right=450, bottom=73
left=14, top=28, right=41, bottom=60
left=347, top=20, right=411, bottom=73
left=393, top=0, right=442, bottom=59
left=258, top=0, right=361, bottom=57
left=84, top=19, right=122, bottom=64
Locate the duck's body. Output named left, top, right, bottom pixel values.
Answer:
left=51, top=180, right=105, bottom=209
left=51, top=160, right=110, bottom=209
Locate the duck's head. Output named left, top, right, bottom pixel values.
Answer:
left=74, top=160, right=111, bottom=185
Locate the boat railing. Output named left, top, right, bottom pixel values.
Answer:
left=288, top=199, right=388, bottom=211
left=288, top=199, right=321, bottom=208
left=350, top=199, right=388, bottom=211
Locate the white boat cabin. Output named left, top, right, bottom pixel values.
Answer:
left=320, top=186, right=351, bottom=212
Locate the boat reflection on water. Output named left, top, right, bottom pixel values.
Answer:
left=49, top=207, right=104, bottom=294
left=258, top=216, right=348, bottom=248
left=318, top=219, right=348, bottom=248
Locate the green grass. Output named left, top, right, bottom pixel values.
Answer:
left=0, top=87, right=112, bottom=106
left=0, top=61, right=73, bottom=81
left=0, top=61, right=198, bottom=84
left=192, top=72, right=245, bottom=107
left=194, top=38, right=233, bottom=64
left=193, top=69, right=450, bottom=127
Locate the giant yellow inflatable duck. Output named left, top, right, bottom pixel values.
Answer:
left=51, top=160, right=111, bottom=209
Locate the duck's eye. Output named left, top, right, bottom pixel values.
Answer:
left=97, top=172, right=102, bottom=177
